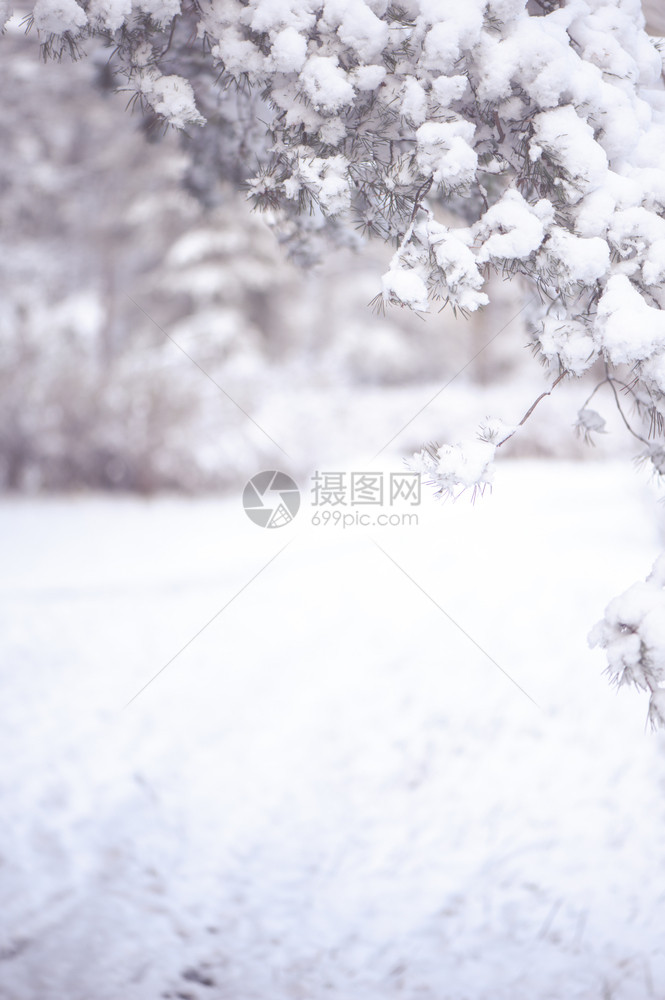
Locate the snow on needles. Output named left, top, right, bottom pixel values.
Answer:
left=590, top=554, right=665, bottom=729
left=409, top=418, right=515, bottom=500
left=23, top=0, right=665, bottom=400
left=32, top=0, right=87, bottom=33
left=140, top=73, right=205, bottom=129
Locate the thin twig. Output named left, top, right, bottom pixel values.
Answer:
left=409, top=177, right=432, bottom=223
left=606, top=374, right=650, bottom=446
left=498, top=371, right=566, bottom=447
left=494, top=111, right=505, bottom=143
left=159, top=16, right=178, bottom=58
left=579, top=378, right=609, bottom=412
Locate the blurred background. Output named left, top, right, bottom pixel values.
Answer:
left=0, top=18, right=636, bottom=496
left=3, top=13, right=665, bottom=1000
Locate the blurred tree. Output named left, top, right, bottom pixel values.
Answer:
left=3, top=0, right=664, bottom=472
left=0, top=24, right=530, bottom=491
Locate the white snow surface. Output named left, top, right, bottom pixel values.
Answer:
left=1, top=460, right=665, bottom=999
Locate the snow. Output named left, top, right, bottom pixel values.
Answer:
left=299, top=54, right=355, bottom=112
left=352, top=63, right=386, bottom=89
left=87, top=0, right=131, bottom=30
left=530, top=105, right=608, bottom=200
left=539, top=318, right=598, bottom=376
left=608, top=206, right=665, bottom=258
left=642, top=238, right=665, bottom=286
left=28, top=0, right=665, bottom=408
left=401, top=76, right=427, bottom=126
left=430, top=73, right=467, bottom=107
left=420, top=5, right=483, bottom=73
left=270, top=26, right=307, bottom=73
left=142, top=74, right=206, bottom=129
left=138, top=0, right=179, bottom=26
left=415, top=120, right=478, bottom=189
left=514, top=15, right=586, bottom=110
left=545, top=227, right=610, bottom=286
left=211, top=29, right=266, bottom=77
left=5, top=18, right=665, bottom=996
left=421, top=21, right=464, bottom=73
left=596, top=274, right=665, bottom=365
left=473, top=30, right=518, bottom=103
left=476, top=190, right=550, bottom=263
left=323, top=0, right=389, bottom=62
left=0, top=0, right=12, bottom=27
left=577, top=408, right=606, bottom=435
left=248, top=0, right=317, bottom=33
left=288, top=154, right=351, bottom=215
left=486, top=0, right=524, bottom=20
left=381, top=265, right=429, bottom=312
left=32, top=0, right=87, bottom=33
left=427, top=222, right=488, bottom=312
left=575, top=187, right=617, bottom=238
left=433, top=438, right=496, bottom=491
left=1, top=461, right=665, bottom=999
left=590, top=553, right=665, bottom=715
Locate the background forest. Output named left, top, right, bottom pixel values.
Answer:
left=0, top=22, right=632, bottom=493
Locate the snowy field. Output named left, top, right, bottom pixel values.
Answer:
left=1, top=460, right=665, bottom=1000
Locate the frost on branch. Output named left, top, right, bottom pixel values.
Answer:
left=32, top=0, right=87, bottom=33
left=410, top=418, right=515, bottom=500
left=17, top=0, right=665, bottom=395
left=590, top=556, right=665, bottom=730
left=140, top=73, right=205, bottom=129
left=574, top=406, right=606, bottom=445
left=410, top=439, right=496, bottom=501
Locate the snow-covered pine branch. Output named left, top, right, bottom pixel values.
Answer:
left=5, top=0, right=665, bottom=724
left=590, top=555, right=665, bottom=731
left=9, top=0, right=665, bottom=452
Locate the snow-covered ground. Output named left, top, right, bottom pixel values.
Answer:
left=1, top=460, right=665, bottom=1000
